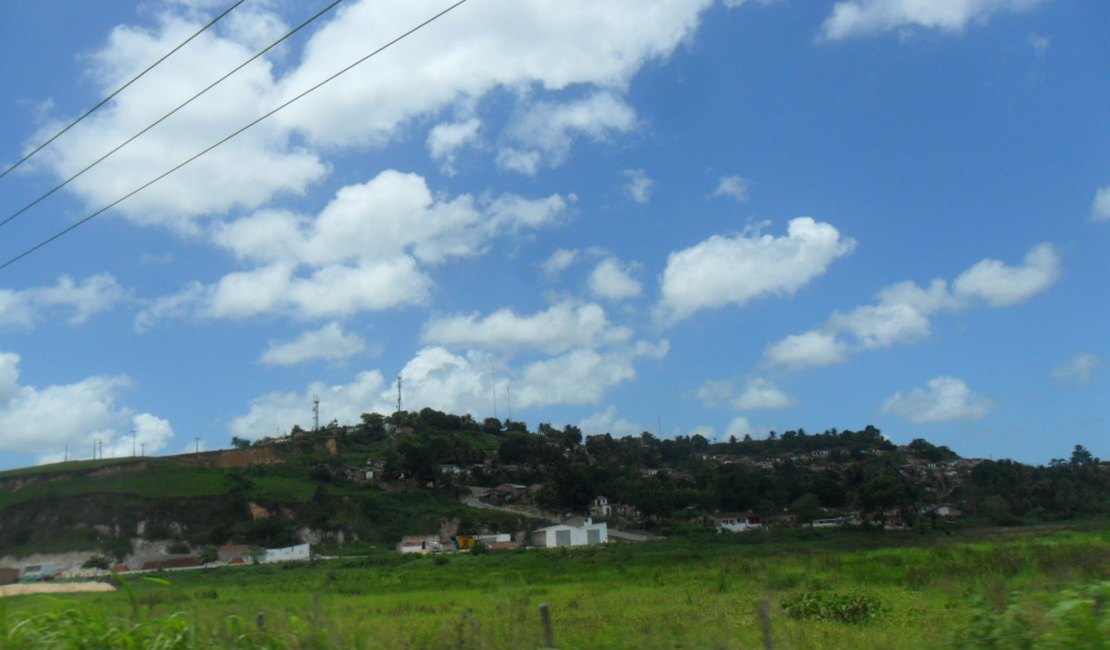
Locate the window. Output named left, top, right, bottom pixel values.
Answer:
left=555, top=530, right=571, bottom=547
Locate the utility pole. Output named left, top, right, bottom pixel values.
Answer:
left=507, top=380, right=512, bottom=420
left=194, top=437, right=200, bottom=454
left=490, top=364, right=497, bottom=420
left=131, top=429, right=136, bottom=457
left=64, top=444, right=68, bottom=462
left=313, top=394, right=320, bottom=431
left=141, top=442, right=145, bottom=457
left=396, top=375, right=402, bottom=414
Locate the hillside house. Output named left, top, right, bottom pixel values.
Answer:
left=708, top=513, right=763, bottom=533
left=398, top=535, right=442, bottom=554
left=531, top=517, right=608, bottom=548
left=590, top=496, right=611, bottom=517
left=487, top=483, right=530, bottom=505
left=218, top=544, right=252, bottom=564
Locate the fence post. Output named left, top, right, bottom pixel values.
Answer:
left=757, top=598, right=774, bottom=650
left=539, top=602, right=555, bottom=648
left=257, top=610, right=265, bottom=631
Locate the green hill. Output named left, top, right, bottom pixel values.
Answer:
left=0, top=409, right=1105, bottom=561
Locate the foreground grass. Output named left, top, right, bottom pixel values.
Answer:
left=2, top=524, right=1107, bottom=649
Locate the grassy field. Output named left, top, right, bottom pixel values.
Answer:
left=2, top=524, right=1107, bottom=649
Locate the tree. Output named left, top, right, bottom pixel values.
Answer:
left=1070, top=445, right=1095, bottom=466
left=197, top=545, right=218, bottom=567
left=247, top=546, right=266, bottom=564
left=230, top=437, right=252, bottom=450
left=82, top=555, right=111, bottom=571
left=790, top=494, right=821, bottom=525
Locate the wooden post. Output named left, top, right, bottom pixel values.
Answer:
left=257, top=610, right=265, bottom=631
left=539, top=602, right=555, bottom=648
left=758, top=598, right=774, bottom=650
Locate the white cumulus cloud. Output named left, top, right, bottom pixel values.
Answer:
left=658, top=217, right=856, bottom=324
left=822, top=0, right=1046, bottom=41
left=953, top=243, right=1061, bottom=307
left=579, top=406, right=647, bottom=437
left=623, top=169, right=654, bottom=204
left=766, top=243, right=1060, bottom=369
left=498, top=92, right=639, bottom=174
left=589, top=258, right=643, bottom=301
left=34, top=0, right=714, bottom=229
left=261, top=323, right=367, bottom=366
left=422, top=301, right=632, bottom=355
left=698, top=377, right=794, bottom=410
left=541, top=248, right=580, bottom=278
left=0, top=274, right=126, bottom=328
left=1051, top=354, right=1103, bottom=385
left=138, top=170, right=570, bottom=325
left=1090, top=186, right=1110, bottom=222
left=764, top=331, right=849, bottom=369
left=427, top=118, right=481, bottom=174
left=0, top=352, right=172, bottom=463
left=712, top=175, right=750, bottom=202
left=881, top=376, right=992, bottom=423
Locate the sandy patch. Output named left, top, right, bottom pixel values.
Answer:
left=0, top=582, right=115, bottom=597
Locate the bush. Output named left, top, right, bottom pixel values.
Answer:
left=81, top=555, right=111, bottom=570
left=953, top=580, right=1110, bottom=648
left=780, top=591, right=886, bottom=624
left=166, top=541, right=190, bottom=554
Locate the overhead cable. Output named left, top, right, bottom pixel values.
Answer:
left=0, top=0, right=346, bottom=231
left=0, top=0, right=248, bottom=181
left=0, top=0, right=470, bottom=272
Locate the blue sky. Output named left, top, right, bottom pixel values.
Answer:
left=0, top=0, right=1107, bottom=470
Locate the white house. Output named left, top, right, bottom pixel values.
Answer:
left=590, top=496, right=611, bottom=517
left=709, top=513, right=763, bottom=533
left=397, top=535, right=442, bottom=554
left=531, top=517, right=608, bottom=548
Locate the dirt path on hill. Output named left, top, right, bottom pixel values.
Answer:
left=0, top=582, right=115, bottom=597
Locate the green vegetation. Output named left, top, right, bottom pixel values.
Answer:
left=0, top=408, right=1105, bottom=561
left=2, top=525, right=1107, bottom=648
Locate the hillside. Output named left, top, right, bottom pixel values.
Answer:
left=0, top=409, right=1106, bottom=562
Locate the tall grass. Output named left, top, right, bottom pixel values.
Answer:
left=2, top=525, right=1106, bottom=649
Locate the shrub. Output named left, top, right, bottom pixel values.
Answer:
left=953, top=580, right=1110, bottom=648
left=780, top=591, right=886, bottom=624
left=166, top=541, right=190, bottom=555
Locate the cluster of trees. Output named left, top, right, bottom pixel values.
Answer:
left=243, top=408, right=1107, bottom=528
left=962, top=446, right=1108, bottom=524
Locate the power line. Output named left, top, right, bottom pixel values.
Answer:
left=0, top=0, right=248, bottom=181
left=0, top=0, right=346, bottom=231
left=0, top=0, right=469, bottom=272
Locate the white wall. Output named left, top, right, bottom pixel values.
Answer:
left=262, top=543, right=310, bottom=563
left=532, top=522, right=607, bottom=547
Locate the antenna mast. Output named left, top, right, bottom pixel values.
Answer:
left=491, top=363, right=498, bottom=419
left=396, top=375, right=403, bottom=414
left=313, top=394, right=320, bottom=431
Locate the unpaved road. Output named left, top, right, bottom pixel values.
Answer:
left=1, top=582, right=115, bottom=597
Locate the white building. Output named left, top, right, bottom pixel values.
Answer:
left=531, top=517, right=608, bottom=548
left=262, top=543, right=311, bottom=563
left=590, top=496, right=611, bottom=517
left=709, top=513, right=763, bottom=533
left=397, top=535, right=442, bottom=554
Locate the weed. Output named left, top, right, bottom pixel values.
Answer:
left=780, top=591, right=887, bottom=624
